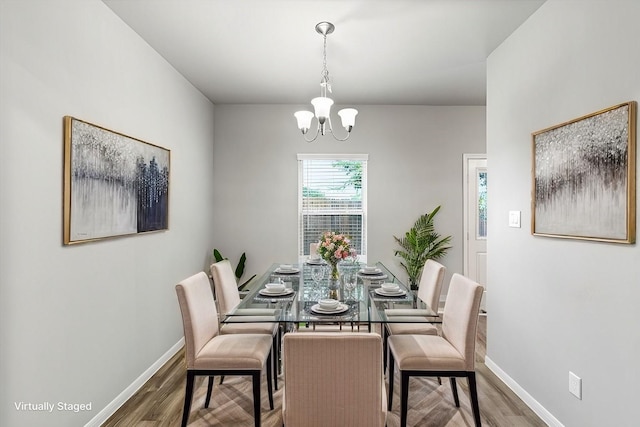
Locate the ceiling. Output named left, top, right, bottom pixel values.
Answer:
left=103, top=0, right=545, bottom=106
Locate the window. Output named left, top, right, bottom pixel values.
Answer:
left=298, top=154, right=367, bottom=262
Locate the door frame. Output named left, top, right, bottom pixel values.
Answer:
left=462, top=153, right=487, bottom=279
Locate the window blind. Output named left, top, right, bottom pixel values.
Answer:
left=297, top=154, right=367, bottom=258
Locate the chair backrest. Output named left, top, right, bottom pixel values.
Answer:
left=175, top=272, right=220, bottom=369
left=283, top=332, right=386, bottom=427
left=210, top=260, right=241, bottom=316
left=416, top=259, right=446, bottom=312
left=441, top=273, right=484, bottom=371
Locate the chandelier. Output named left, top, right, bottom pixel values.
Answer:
left=294, top=22, right=358, bottom=142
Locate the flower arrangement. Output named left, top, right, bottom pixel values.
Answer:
left=317, top=231, right=353, bottom=279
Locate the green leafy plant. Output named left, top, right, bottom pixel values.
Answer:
left=393, top=206, right=452, bottom=289
left=213, top=249, right=256, bottom=290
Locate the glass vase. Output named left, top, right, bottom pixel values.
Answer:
left=328, top=263, right=340, bottom=299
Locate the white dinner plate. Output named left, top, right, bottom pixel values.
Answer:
left=306, top=259, right=326, bottom=265
left=258, top=288, right=294, bottom=297
left=357, top=272, right=387, bottom=280
left=374, top=288, right=406, bottom=297
left=359, top=268, right=382, bottom=275
left=310, top=303, right=349, bottom=315
left=274, top=267, right=300, bottom=274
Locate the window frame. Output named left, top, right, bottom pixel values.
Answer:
left=297, top=153, right=368, bottom=263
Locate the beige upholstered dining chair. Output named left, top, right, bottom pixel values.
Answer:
left=387, top=273, right=484, bottom=427
left=382, top=259, right=446, bottom=368
left=175, top=272, right=274, bottom=427
left=210, top=260, right=281, bottom=387
left=282, top=332, right=387, bottom=427
left=210, top=259, right=247, bottom=317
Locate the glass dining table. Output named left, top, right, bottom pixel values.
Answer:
left=220, top=261, right=441, bottom=331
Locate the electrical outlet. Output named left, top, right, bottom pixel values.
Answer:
left=569, top=371, right=582, bottom=399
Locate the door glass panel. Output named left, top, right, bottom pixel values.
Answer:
left=477, top=170, right=487, bottom=238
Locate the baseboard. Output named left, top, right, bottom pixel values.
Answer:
left=84, top=338, right=184, bottom=427
left=485, top=356, right=563, bottom=427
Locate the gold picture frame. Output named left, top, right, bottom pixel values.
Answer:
left=63, top=116, right=170, bottom=245
left=532, top=101, right=636, bottom=243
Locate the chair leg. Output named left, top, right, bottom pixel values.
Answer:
left=181, top=371, right=195, bottom=427
left=387, top=349, right=395, bottom=410
left=273, top=333, right=278, bottom=390
left=400, top=371, right=410, bottom=427
left=204, top=375, right=215, bottom=408
left=450, top=377, right=460, bottom=407
left=277, top=325, right=283, bottom=375
left=382, top=325, right=389, bottom=373
left=266, top=351, right=274, bottom=410
left=467, top=372, right=482, bottom=427
left=252, top=371, right=262, bottom=427
left=220, top=375, right=225, bottom=384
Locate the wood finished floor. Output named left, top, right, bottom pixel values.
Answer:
left=102, top=317, right=547, bottom=426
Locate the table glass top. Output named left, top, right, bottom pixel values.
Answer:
left=221, top=261, right=440, bottom=326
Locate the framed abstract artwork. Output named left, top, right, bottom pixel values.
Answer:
left=532, top=101, right=636, bottom=243
left=63, top=116, right=170, bottom=244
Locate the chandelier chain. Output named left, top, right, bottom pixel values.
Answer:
left=320, top=34, right=331, bottom=95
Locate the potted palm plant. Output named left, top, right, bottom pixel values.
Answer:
left=393, top=205, right=452, bottom=290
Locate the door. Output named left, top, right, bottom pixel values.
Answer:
left=463, top=155, right=487, bottom=311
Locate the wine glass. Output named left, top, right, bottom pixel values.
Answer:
left=343, top=272, right=357, bottom=301
left=270, top=276, right=284, bottom=285
left=348, top=248, right=358, bottom=265
left=310, top=265, right=325, bottom=300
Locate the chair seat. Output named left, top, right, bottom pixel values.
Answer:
left=384, top=308, right=433, bottom=317
left=388, top=335, right=465, bottom=371
left=222, top=315, right=277, bottom=323
left=194, top=334, right=272, bottom=370
left=221, top=322, right=278, bottom=335
left=386, top=317, right=438, bottom=336
left=231, top=308, right=278, bottom=316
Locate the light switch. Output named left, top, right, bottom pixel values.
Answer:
left=508, top=211, right=521, bottom=228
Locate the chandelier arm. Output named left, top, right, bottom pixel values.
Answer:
left=327, top=116, right=351, bottom=142
left=331, top=132, right=351, bottom=142
left=302, top=124, right=320, bottom=143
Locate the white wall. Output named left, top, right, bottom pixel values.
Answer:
left=487, top=1, right=640, bottom=426
left=0, top=1, right=215, bottom=426
left=212, top=104, right=485, bottom=294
